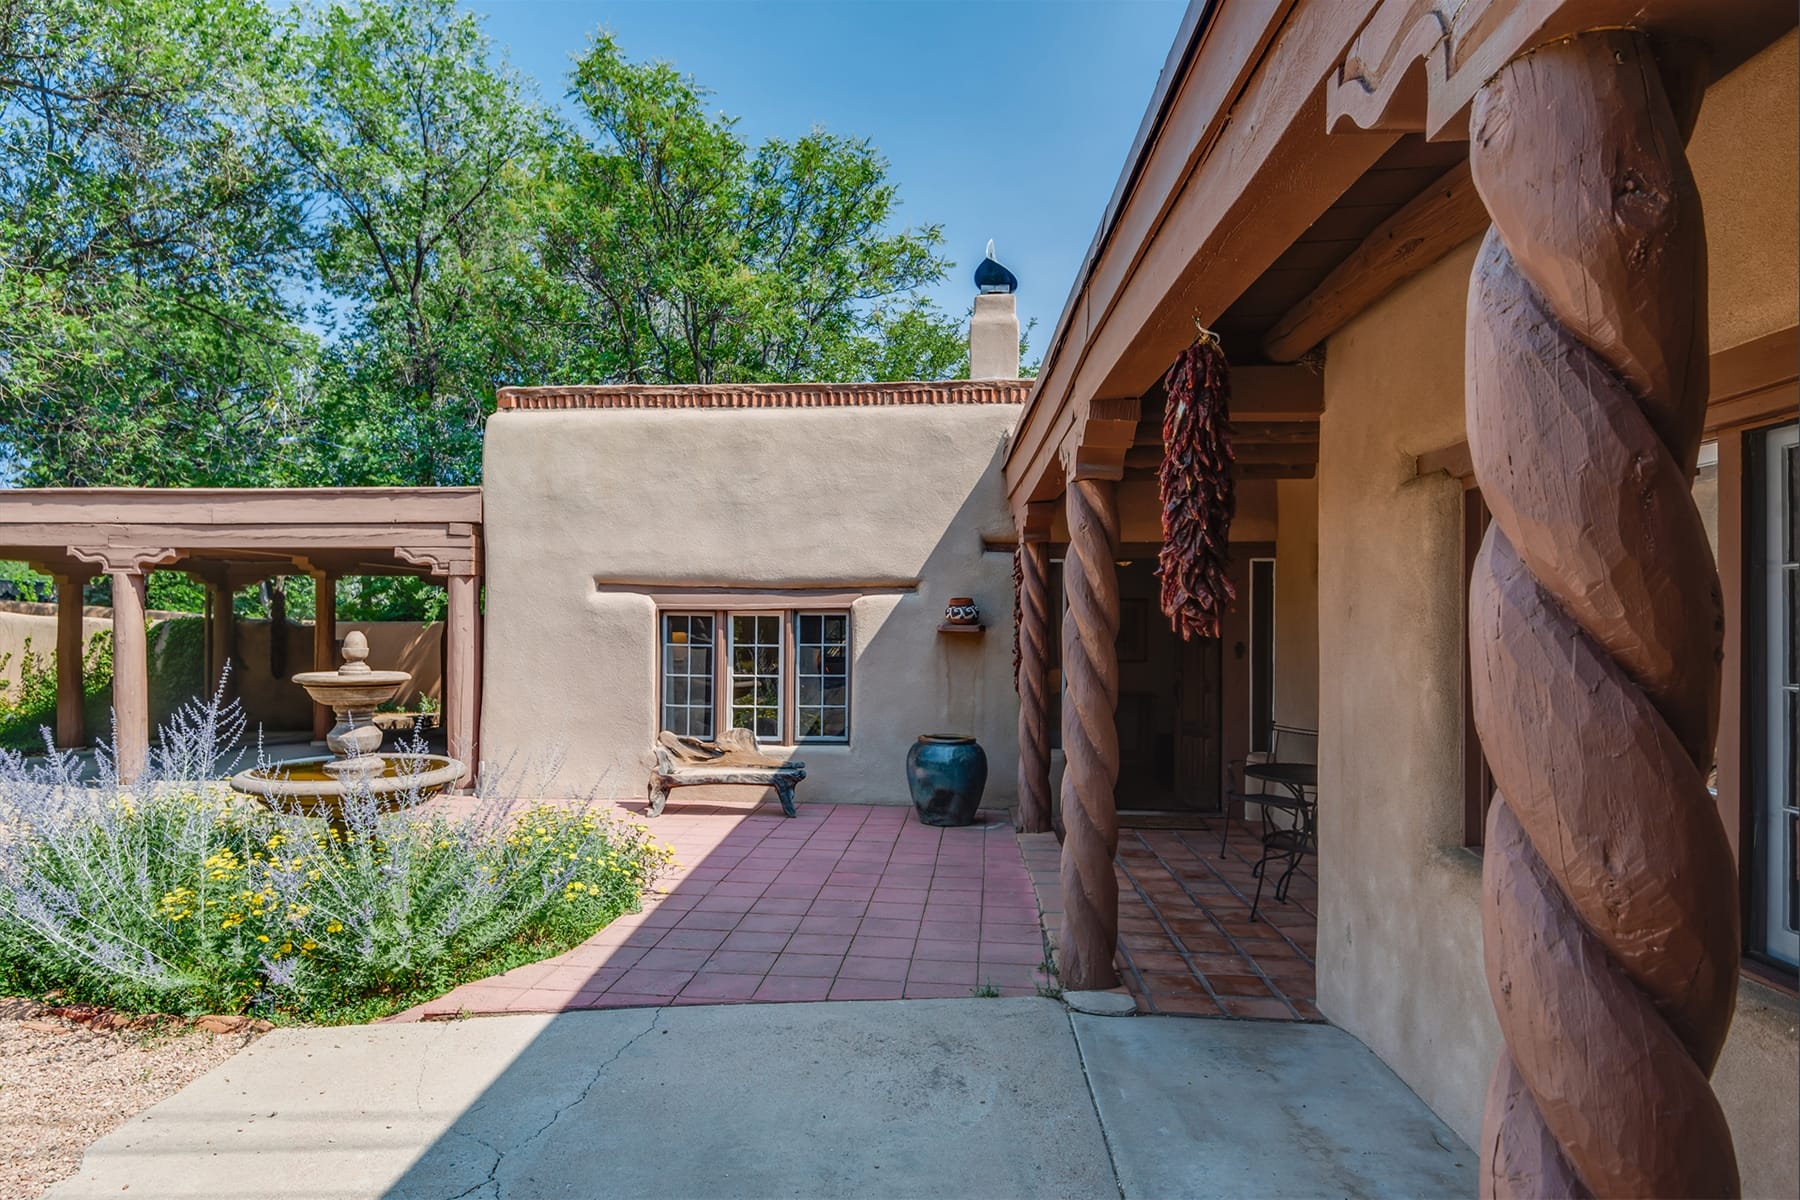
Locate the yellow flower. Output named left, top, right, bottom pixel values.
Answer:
left=256, top=934, right=269, bottom=943
left=326, top=921, right=343, bottom=933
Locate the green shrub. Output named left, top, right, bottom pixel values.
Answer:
left=0, top=715, right=670, bottom=1023
left=0, top=632, right=111, bottom=752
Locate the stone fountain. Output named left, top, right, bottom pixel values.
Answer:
left=230, top=630, right=465, bottom=819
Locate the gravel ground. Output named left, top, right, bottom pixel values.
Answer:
left=0, top=999, right=264, bottom=1199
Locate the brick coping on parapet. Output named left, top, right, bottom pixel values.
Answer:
left=494, top=379, right=1032, bottom=411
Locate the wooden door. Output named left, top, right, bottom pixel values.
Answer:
left=1176, top=635, right=1222, bottom=812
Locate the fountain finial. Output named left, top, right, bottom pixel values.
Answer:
left=339, top=630, right=371, bottom=675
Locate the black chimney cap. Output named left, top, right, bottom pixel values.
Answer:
left=974, top=239, right=1017, bottom=294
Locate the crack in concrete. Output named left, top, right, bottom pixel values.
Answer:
left=1066, top=1009, right=1128, bottom=1200
left=451, top=1007, right=666, bottom=1200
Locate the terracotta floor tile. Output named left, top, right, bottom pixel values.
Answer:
left=847, top=935, right=915, bottom=959
left=1221, top=995, right=1297, bottom=1020
left=1206, top=973, right=1274, bottom=997
left=704, top=949, right=779, bottom=974
left=636, top=947, right=712, bottom=972
left=735, top=912, right=805, bottom=934
left=913, top=938, right=980, bottom=962
left=670, top=908, right=746, bottom=932
left=615, top=966, right=696, bottom=995
left=837, top=955, right=910, bottom=982
left=978, top=940, right=1049, bottom=965
left=769, top=952, right=844, bottom=978
left=654, top=928, right=731, bottom=952
left=678, top=972, right=764, bottom=1001
left=907, top=959, right=977, bottom=986
left=1153, top=993, right=1223, bottom=1016
left=1124, top=949, right=1190, bottom=973
left=784, top=932, right=854, bottom=956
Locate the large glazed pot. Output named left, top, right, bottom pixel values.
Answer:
left=906, top=734, right=988, bottom=827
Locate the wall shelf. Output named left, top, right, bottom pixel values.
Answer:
left=937, top=623, right=986, bottom=635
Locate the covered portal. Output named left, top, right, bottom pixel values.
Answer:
left=1009, top=1, right=1797, bottom=1195
left=0, top=488, right=483, bottom=782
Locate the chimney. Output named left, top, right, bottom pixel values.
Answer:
left=969, top=240, right=1020, bottom=380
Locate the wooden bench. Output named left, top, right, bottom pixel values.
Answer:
left=647, top=729, right=807, bottom=818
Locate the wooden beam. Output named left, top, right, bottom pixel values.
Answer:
left=1263, top=161, right=1487, bottom=361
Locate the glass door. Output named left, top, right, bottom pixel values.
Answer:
left=1754, top=421, right=1799, bottom=968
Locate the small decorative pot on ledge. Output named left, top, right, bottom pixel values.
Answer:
left=906, top=734, right=989, bottom=827
left=943, top=596, right=981, bottom=626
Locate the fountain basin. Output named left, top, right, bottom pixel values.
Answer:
left=230, top=754, right=466, bottom=822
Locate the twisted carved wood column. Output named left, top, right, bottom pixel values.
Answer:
left=1467, top=30, right=1738, bottom=1198
left=1015, top=534, right=1053, bottom=834
left=1057, top=471, right=1122, bottom=990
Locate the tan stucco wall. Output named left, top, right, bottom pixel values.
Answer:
left=1314, top=39, right=1800, bottom=1187
left=1272, top=478, right=1319, bottom=733
left=479, top=404, right=1021, bottom=803
left=1316, top=240, right=1492, bottom=1142
left=1690, top=31, right=1800, bottom=352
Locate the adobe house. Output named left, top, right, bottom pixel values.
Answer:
left=0, top=0, right=1792, bottom=1194
left=481, top=0, right=1798, bottom=1194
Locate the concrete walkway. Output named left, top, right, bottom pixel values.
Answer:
left=49, top=999, right=1473, bottom=1200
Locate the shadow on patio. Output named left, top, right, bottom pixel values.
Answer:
left=1020, top=818, right=1318, bottom=1019
left=390, top=798, right=1049, bottom=1019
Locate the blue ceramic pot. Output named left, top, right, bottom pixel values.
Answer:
left=906, top=734, right=988, bottom=827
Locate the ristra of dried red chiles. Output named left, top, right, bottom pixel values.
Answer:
left=1157, top=335, right=1237, bottom=639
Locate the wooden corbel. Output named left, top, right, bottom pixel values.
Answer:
left=67, top=546, right=182, bottom=575
left=1018, top=500, right=1057, bottom=542
left=1328, top=0, right=1796, bottom=141
left=1061, top=395, right=1139, bottom=482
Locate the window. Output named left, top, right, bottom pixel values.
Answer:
left=795, top=613, right=850, bottom=739
left=1248, top=557, right=1276, bottom=754
left=660, top=614, right=715, bottom=738
left=730, top=614, right=784, bottom=741
left=659, top=609, right=851, bottom=744
left=1750, top=422, right=1798, bottom=969
left=1462, top=488, right=1497, bottom=847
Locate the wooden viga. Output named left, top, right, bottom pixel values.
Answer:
left=1466, top=30, right=1740, bottom=1198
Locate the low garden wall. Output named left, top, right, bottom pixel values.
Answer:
left=0, top=604, right=440, bottom=745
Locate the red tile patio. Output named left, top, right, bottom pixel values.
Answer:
left=1020, top=819, right=1318, bottom=1020
left=391, top=799, right=1049, bottom=1021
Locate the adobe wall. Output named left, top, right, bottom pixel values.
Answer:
left=480, top=404, right=1022, bottom=804
left=1315, top=33, right=1798, bottom=1194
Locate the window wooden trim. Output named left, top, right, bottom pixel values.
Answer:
left=656, top=606, right=851, bottom=747
left=1461, top=488, right=1496, bottom=848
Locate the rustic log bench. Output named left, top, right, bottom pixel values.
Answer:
left=647, top=729, right=807, bottom=818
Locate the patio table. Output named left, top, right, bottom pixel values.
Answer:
left=1240, top=762, right=1317, bottom=920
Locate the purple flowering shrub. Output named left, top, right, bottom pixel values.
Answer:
left=0, top=693, right=670, bottom=1021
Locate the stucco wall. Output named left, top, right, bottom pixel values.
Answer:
left=480, top=404, right=1021, bottom=803
left=1315, top=39, right=1799, bottom=1190
left=1316, top=240, right=1493, bottom=1142
left=1689, top=31, right=1800, bottom=352
left=1272, top=478, right=1319, bottom=733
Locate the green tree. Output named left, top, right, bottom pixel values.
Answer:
left=0, top=0, right=312, bottom=486
left=273, top=0, right=549, bottom=487
left=532, top=33, right=967, bottom=386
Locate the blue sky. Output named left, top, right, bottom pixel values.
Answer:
left=468, top=0, right=1187, bottom=347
